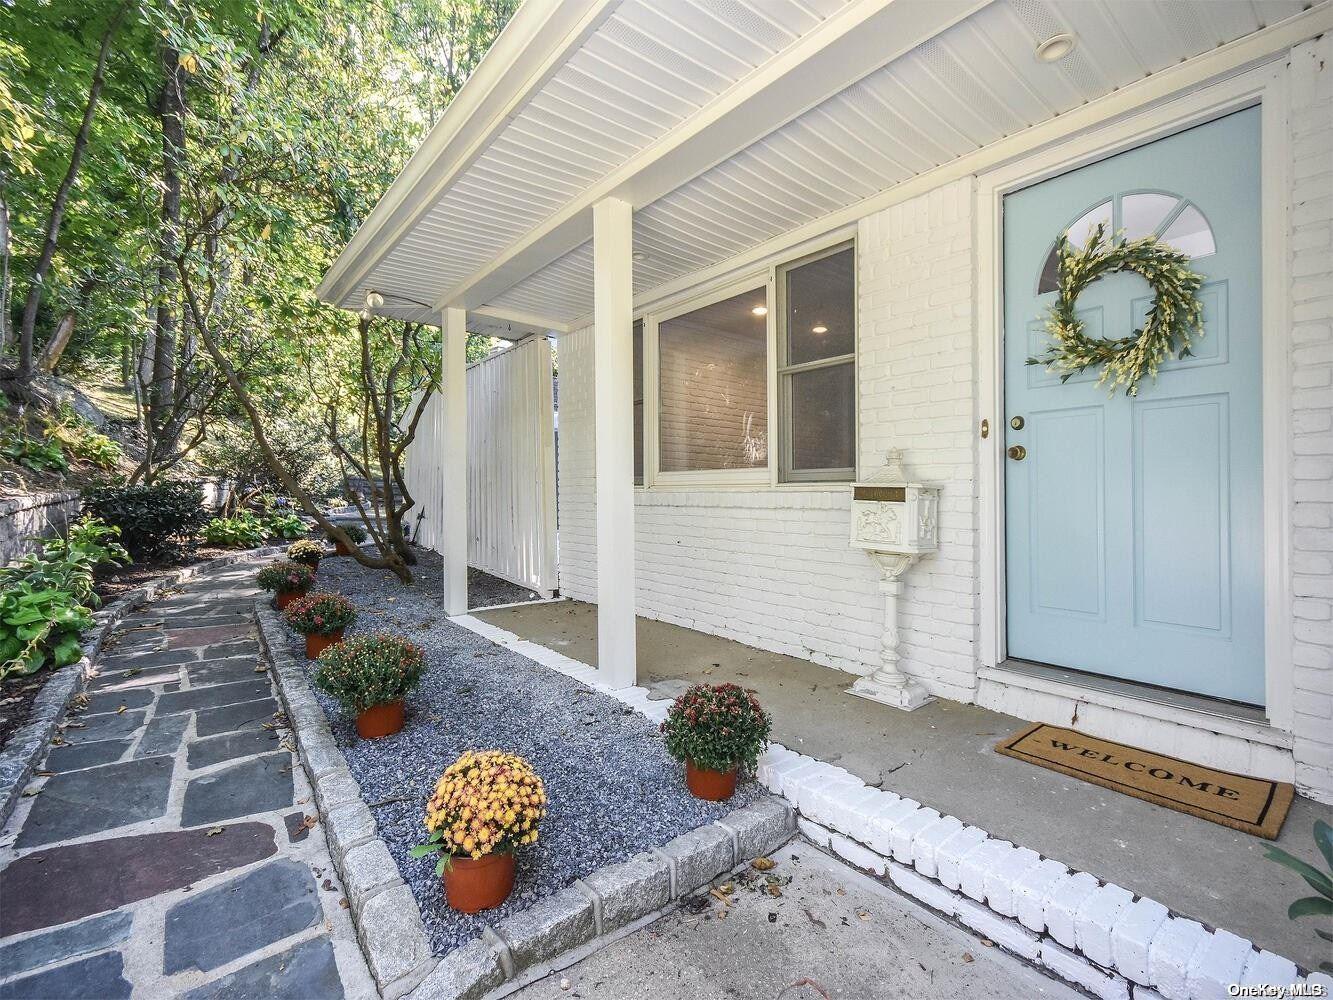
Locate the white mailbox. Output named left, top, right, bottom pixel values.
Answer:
left=847, top=450, right=940, bottom=712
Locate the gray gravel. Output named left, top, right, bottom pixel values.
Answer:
left=285, top=548, right=762, bottom=955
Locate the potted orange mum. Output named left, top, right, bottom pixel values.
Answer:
left=411, top=750, right=547, bottom=913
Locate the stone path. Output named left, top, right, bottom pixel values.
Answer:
left=0, top=561, right=374, bottom=999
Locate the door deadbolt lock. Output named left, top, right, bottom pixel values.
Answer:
left=1007, top=445, right=1027, bottom=461
left=1010, top=415, right=1025, bottom=430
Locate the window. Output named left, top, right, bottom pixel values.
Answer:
left=778, top=244, right=855, bottom=482
left=633, top=320, right=643, bottom=485
left=1038, top=193, right=1215, bottom=293
left=657, top=287, right=768, bottom=474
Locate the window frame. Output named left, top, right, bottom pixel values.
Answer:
left=775, top=240, right=858, bottom=484
left=645, top=274, right=774, bottom=488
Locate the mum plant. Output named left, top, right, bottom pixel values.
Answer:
left=287, top=540, right=324, bottom=568
left=412, top=751, right=547, bottom=913
left=256, top=560, right=315, bottom=598
left=283, top=592, right=355, bottom=636
left=311, top=632, right=425, bottom=737
left=661, top=683, right=771, bottom=800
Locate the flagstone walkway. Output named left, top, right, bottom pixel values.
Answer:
left=0, top=560, right=374, bottom=999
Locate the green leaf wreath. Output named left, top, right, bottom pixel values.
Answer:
left=1027, top=223, right=1206, bottom=396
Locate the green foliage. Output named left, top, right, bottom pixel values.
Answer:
left=283, top=591, right=355, bottom=636
left=0, top=427, right=69, bottom=473
left=660, top=683, right=772, bottom=775
left=263, top=511, right=306, bottom=540
left=255, top=560, right=314, bottom=593
left=81, top=481, right=208, bottom=559
left=311, top=631, right=425, bottom=715
left=1265, top=820, right=1333, bottom=972
left=0, top=518, right=129, bottom=680
left=203, top=512, right=267, bottom=548
left=331, top=523, right=366, bottom=544
left=49, top=406, right=123, bottom=470
left=287, top=540, right=324, bottom=567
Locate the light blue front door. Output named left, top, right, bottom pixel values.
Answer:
left=1003, top=108, right=1264, bottom=705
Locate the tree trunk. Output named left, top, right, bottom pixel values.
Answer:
left=36, top=277, right=95, bottom=372
left=149, top=30, right=187, bottom=458
left=0, top=197, right=11, bottom=354
left=16, top=5, right=125, bottom=380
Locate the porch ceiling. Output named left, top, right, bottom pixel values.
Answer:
left=320, top=0, right=1325, bottom=330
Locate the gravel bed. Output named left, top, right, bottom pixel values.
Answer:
left=286, top=551, right=763, bottom=955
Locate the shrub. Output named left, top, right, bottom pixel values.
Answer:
left=287, top=540, right=324, bottom=567
left=412, top=751, right=547, bottom=872
left=82, top=481, right=207, bottom=559
left=49, top=408, right=123, bottom=470
left=0, top=518, right=129, bottom=679
left=264, top=512, right=306, bottom=540
left=660, top=682, right=771, bottom=775
left=284, top=592, right=356, bottom=636
left=203, top=512, right=267, bottom=548
left=255, top=560, right=315, bottom=594
left=311, top=632, right=425, bottom=714
left=330, top=523, right=366, bottom=544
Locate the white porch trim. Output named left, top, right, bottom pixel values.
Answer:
left=592, top=197, right=637, bottom=689
left=441, top=306, right=469, bottom=616
left=972, top=63, right=1295, bottom=749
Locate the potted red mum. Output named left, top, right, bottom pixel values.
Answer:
left=256, top=561, right=316, bottom=610
left=311, top=632, right=426, bottom=739
left=661, top=682, right=771, bottom=801
left=284, top=592, right=356, bottom=658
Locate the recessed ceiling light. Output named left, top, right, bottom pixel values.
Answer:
left=632, top=250, right=648, bottom=261
left=751, top=305, right=768, bottom=316
left=811, top=325, right=828, bottom=334
left=1036, top=32, right=1077, bottom=63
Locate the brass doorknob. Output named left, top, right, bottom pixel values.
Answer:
left=1007, top=445, right=1027, bottom=461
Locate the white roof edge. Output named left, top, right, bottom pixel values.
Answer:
left=316, top=0, right=621, bottom=308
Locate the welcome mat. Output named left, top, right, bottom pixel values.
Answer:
left=996, top=723, right=1294, bottom=839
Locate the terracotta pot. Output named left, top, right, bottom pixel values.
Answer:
left=305, top=629, right=344, bottom=659
left=685, top=759, right=738, bottom=801
left=355, top=700, right=405, bottom=739
left=275, top=587, right=309, bottom=610
left=334, top=541, right=352, bottom=556
left=444, top=851, right=516, bottom=913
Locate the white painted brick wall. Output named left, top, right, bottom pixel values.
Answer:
left=857, top=177, right=980, bottom=701
left=556, top=328, right=883, bottom=676
left=1287, top=35, right=1333, bottom=802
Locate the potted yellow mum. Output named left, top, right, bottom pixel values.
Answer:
left=411, top=750, right=547, bottom=913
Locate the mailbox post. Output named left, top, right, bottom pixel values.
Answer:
left=847, top=449, right=939, bottom=711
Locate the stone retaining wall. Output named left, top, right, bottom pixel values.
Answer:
left=0, top=492, right=80, bottom=567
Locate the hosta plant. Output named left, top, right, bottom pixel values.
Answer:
left=283, top=592, right=356, bottom=636
left=311, top=632, right=425, bottom=714
left=287, top=540, right=324, bottom=567
left=412, top=751, right=547, bottom=873
left=203, top=513, right=266, bottom=548
left=329, top=523, right=367, bottom=544
left=660, top=682, right=771, bottom=775
left=255, top=560, right=315, bottom=594
left=264, top=512, right=306, bottom=540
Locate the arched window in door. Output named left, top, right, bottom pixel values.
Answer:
left=1036, top=191, right=1216, bottom=293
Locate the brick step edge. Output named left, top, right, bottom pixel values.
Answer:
left=758, top=744, right=1331, bottom=1000
left=254, top=600, right=798, bottom=1000
left=0, top=544, right=286, bottom=829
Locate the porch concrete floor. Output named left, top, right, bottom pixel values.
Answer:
left=474, top=599, right=1333, bottom=972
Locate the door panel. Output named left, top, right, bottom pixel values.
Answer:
left=1003, top=107, right=1264, bottom=705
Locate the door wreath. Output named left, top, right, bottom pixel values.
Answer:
left=1027, top=223, right=1206, bottom=396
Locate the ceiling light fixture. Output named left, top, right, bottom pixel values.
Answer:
left=812, top=325, right=828, bottom=334
left=751, top=305, right=768, bottom=317
left=364, top=290, right=385, bottom=310
left=1035, top=32, right=1077, bottom=63
left=632, top=250, right=648, bottom=261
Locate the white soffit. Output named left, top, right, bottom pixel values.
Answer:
left=334, top=0, right=1323, bottom=328
left=487, top=0, right=1316, bottom=325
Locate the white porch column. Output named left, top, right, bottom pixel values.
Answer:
left=592, top=197, right=637, bottom=688
left=441, top=306, right=468, bottom=616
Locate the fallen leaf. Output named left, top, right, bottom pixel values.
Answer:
left=20, top=787, right=40, bottom=797
left=717, top=882, right=734, bottom=895
left=708, top=888, right=731, bottom=906
left=35, top=770, right=53, bottom=778
left=205, top=826, right=225, bottom=837
left=339, top=897, right=350, bottom=909
left=802, top=908, right=826, bottom=930
left=716, top=907, right=727, bottom=920
left=254, top=663, right=268, bottom=673
left=856, top=909, right=870, bottom=921
left=767, top=884, right=783, bottom=898
left=980, top=938, right=995, bottom=948
left=750, top=857, right=776, bottom=872
left=117, top=705, right=127, bottom=714
left=300, top=814, right=318, bottom=831
left=961, top=953, right=974, bottom=964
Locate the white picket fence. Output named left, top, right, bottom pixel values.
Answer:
left=401, top=336, right=558, bottom=596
